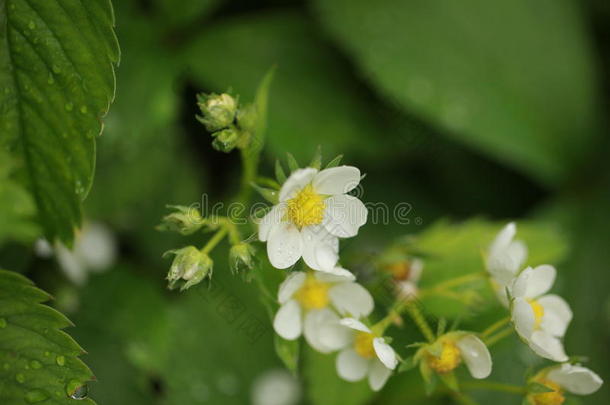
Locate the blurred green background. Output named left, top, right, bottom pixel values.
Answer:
left=4, top=0, right=610, bottom=403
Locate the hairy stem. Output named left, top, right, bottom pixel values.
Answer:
left=480, top=316, right=511, bottom=338
left=483, top=326, right=514, bottom=347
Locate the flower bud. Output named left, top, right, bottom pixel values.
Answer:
left=197, top=93, right=237, bottom=131
left=164, top=246, right=213, bottom=291
left=229, top=243, right=256, bottom=273
left=157, top=205, right=204, bottom=235
left=212, top=128, right=240, bottom=153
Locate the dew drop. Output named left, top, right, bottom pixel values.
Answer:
left=66, top=380, right=88, bottom=400
left=28, top=21, right=36, bottom=29
left=44, top=351, right=50, bottom=357
left=0, top=318, right=6, bottom=328
left=25, top=390, right=48, bottom=403
left=64, top=103, right=74, bottom=112
left=79, top=105, right=88, bottom=114
left=16, top=373, right=26, bottom=383
left=30, top=360, right=42, bottom=369
left=52, top=65, right=61, bottom=74
left=47, top=75, right=55, bottom=85
left=55, top=355, right=65, bottom=366
left=3, top=363, right=10, bottom=370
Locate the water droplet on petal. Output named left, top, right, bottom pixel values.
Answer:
left=55, top=355, right=65, bottom=366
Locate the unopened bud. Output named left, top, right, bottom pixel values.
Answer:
left=212, top=128, right=240, bottom=153
left=197, top=93, right=237, bottom=131
left=164, top=246, right=213, bottom=291
left=229, top=243, right=256, bottom=273
left=157, top=205, right=204, bottom=235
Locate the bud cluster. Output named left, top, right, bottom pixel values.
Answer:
left=164, top=246, right=213, bottom=291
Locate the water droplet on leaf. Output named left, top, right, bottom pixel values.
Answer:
left=30, top=360, right=42, bottom=369
left=65, top=103, right=73, bottom=111
left=66, top=380, right=88, bottom=400
left=16, top=373, right=26, bottom=383
left=80, top=105, right=88, bottom=114
left=25, top=390, right=47, bottom=403
left=55, top=355, right=65, bottom=366
left=28, top=21, right=36, bottom=29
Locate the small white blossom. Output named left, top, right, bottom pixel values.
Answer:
left=273, top=270, right=373, bottom=353
left=259, top=167, right=367, bottom=271
left=335, top=318, right=398, bottom=391
left=486, top=222, right=527, bottom=306
left=251, top=369, right=301, bottom=405
left=394, top=258, right=423, bottom=300
left=527, top=363, right=603, bottom=404
left=510, top=265, right=572, bottom=362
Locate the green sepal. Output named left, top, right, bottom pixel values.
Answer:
left=286, top=153, right=300, bottom=172
left=275, top=160, right=287, bottom=184
left=325, top=154, right=343, bottom=168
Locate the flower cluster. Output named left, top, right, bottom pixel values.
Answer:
left=485, top=223, right=602, bottom=402
left=257, top=161, right=603, bottom=399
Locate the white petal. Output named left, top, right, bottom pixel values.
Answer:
left=396, top=281, right=418, bottom=300
left=547, top=364, right=603, bottom=395
left=329, top=282, right=374, bottom=318
left=491, top=278, right=510, bottom=308
left=304, top=309, right=351, bottom=353
left=78, top=222, right=116, bottom=271
left=409, top=259, right=424, bottom=283
left=279, top=168, right=318, bottom=202
left=312, top=166, right=360, bottom=195
left=487, top=223, right=527, bottom=285
left=456, top=335, right=492, bottom=379
left=273, top=300, right=302, bottom=340
left=538, top=294, right=572, bottom=337
left=528, top=331, right=568, bottom=362
left=368, top=359, right=392, bottom=391
left=489, top=223, right=517, bottom=255
left=511, top=297, right=535, bottom=339
left=258, top=204, right=286, bottom=242
left=278, top=272, right=306, bottom=304
left=336, top=349, right=369, bottom=382
left=373, top=338, right=398, bottom=370
left=56, top=245, right=88, bottom=285
left=322, top=195, right=367, bottom=238
left=315, top=267, right=356, bottom=282
left=267, top=223, right=303, bottom=269
left=301, top=225, right=338, bottom=271
left=512, top=265, right=556, bottom=299
left=340, top=318, right=371, bottom=333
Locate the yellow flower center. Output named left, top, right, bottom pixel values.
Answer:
left=294, top=275, right=329, bottom=310
left=354, top=332, right=376, bottom=359
left=287, top=184, right=325, bottom=228
left=528, top=299, right=545, bottom=329
left=386, top=261, right=411, bottom=281
left=427, top=341, right=461, bottom=374
left=529, top=380, right=565, bottom=405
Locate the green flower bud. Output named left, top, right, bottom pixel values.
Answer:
left=157, top=205, right=204, bottom=235
left=229, top=243, right=256, bottom=273
left=164, top=246, right=213, bottom=291
left=197, top=93, right=237, bottom=131
left=212, top=128, right=240, bottom=153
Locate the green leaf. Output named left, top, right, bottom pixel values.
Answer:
left=0, top=269, right=96, bottom=404
left=324, top=154, right=343, bottom=169
left=152, top=0, right=222, bottom=27
left=274, top=160, right=287, bottom=184
left=0, top=0, right=120, bottom=244
left=313, top=0, right=599, bottom=186
left=286, top=152, right=299, bottom=172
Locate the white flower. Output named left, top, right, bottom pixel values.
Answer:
left=273, top=270, right=373, bottom=353
left=527, top=364, right=603, bottom=404
left=259, top=167, right=367, bottom=271
left=394, top=258, right=423, bottom=300
left=420, top=333, right=492, bottom=380
left=486, top=222, right=527, bottom=306
left=36, top=222, right=117, bottom=285
left=335, top=318, right=398, bottom=391
left=510, top=265, right=572, bottom=362
left=251, top=369, right=301, bottom=405
left=545, top=363, right=603, bottom=395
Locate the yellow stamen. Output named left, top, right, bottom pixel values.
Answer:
left=354, top=332, right=376, bottom=359
left=294, top=274, right=329, bottom=310
left=528, top=299, right=545, bottom=329
left=386, top=261, right=411, bottom=281
left=427, top=341, right=461, bottom=374
left=287, top=184, right=325, bottom=228
left=529, top=380, right=565, bottom=405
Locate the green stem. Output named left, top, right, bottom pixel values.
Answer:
left=480, top=316, right=511, bottom=338
left=450, top=391, right=479, bottom=405
left=427, top=272, right=487, bottom=293
left=202, top=226, right=229, bottom=254
left=461, top=381, right=527, bottom=395
left=405, top=302, right=436, bottom=342
left=483, top=326, right=514, bottom=347
left=235, top=147, right=259, bottom=204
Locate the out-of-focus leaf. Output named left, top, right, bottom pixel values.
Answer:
left=0, top=0, right=119, bottom=243
left=180, top=11, right=383, bottom=162
left=0, top=269, right=96, bottom=404
left=153, top=0, right=222, bottom=27
left=0, top=153, right=39, bottom=244
left=313, top=0, right=600, bottom=186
